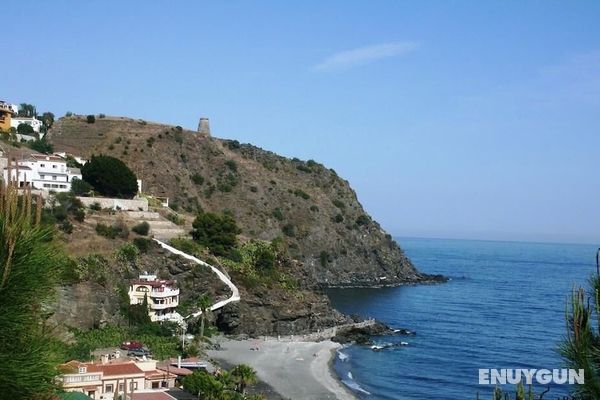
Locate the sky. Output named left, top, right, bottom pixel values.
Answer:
left=5, top=1, right=600, bottom=244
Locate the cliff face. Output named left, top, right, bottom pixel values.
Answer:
left=48, top=115, right=437, bottom=287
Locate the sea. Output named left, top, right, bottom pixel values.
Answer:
left=327, top=237, right=597, bottom=400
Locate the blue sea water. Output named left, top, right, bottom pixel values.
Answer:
left=327, top=237, right=597, bottom=400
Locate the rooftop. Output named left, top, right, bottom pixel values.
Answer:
left=85, top=361, right=144, bottom=376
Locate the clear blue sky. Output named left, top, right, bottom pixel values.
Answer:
left=5, top=1, right=600, bottom=243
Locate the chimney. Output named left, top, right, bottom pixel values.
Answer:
left=197, top=117, right=210, bottom=136
left=100, top=354, right=108, bottom=364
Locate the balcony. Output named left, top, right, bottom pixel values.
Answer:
left=150, top=301, right=179, bottom=310
left=150, top=288, right=180, bottom=298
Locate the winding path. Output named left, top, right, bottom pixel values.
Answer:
left=153, top=239, right=241, bottom=318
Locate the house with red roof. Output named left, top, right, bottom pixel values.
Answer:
left=59, top=359, right=176, bottom=400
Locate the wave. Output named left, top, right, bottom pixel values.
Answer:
left=337, top=351, right=349, bottom=362
left=342, top=375, right=371, bottom=395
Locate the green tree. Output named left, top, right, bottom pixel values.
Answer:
left=183, top=370, right=226, bottom=399
left=18, top=103, right=36, bottom=117
left=29, top=138, right=53, bottom=154
left=0, top=182, right=63, bottom=398
left=71, top=177, right=93, bottom=196
left=81, top=155, right=138, bottom=199
left=41, top=112, right=55, bottom=129
left=230, top=364, right=257, bottom=395
left=191, top=211, right=241, bottom=257
left=197, top=294, right=212, bottom=338
left=560, top=268, right=600, bottom=399
left=17, top=123, right=34, bottom=135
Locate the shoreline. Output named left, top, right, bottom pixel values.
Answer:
left=207, top=336, right=357, bottom=400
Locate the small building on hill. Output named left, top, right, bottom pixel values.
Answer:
left=11, top=116, right=44, bottom=134
left=128, top=273, right=183, bottom=325
left=2, top=153, right=82, bottom=192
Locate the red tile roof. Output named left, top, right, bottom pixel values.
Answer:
left=85, top=361, right=144, bottom=376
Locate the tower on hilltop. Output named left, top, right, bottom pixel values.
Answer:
left=197, top=117, right=210, bottom=136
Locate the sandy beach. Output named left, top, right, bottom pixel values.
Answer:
left=207, top=337, right=356, bottom=400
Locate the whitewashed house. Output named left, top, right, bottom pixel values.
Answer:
left=11, top=116, right=43, bottom=134
left=128, top=273, right=183, bottom=324
left=2, top=153, right=82, bottom=192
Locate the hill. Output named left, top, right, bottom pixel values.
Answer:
left=48, top=115, right=441, bottom=288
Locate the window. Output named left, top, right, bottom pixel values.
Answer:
left=40, top=164, right=45, bottom=168
left=78, top=366, right=87, bottom=374
left=130, top=382, right=138, bottom=390
left=119, top=383, right=124, bottom=392
left=136, top=287, right=149, bottom=292
left=52, top=176, right=57, bottom=181
left=105, top=384, right=113, bottom=393
left=152, top=382, right=159, bottom=389
left=52, top=165, right=57, bottom=169
left=40, top=174, right=45, bottom=179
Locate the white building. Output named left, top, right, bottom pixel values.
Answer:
left=2, top=153, right=82, bottom=192
left=128, top=273, right=183, bottom=324
left=11, top=116, right=43, bottom=134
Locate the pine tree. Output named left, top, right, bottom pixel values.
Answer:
left=0, top=178, right=63, bottom=399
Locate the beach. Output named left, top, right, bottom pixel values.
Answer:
left=207, top=337, right=356, bottom=400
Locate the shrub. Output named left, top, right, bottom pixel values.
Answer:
left=296, top=164, right=312, bottom=173
left=17, top=123, right=34, bottom=135
left=191, top=212, right=241, bottom=257
left=167, top=213, right=184, bottom=226
left=133, top=237, right=152, bottom=253
left=191, top=173, right=204, bottom=186
left=224, top=160, right=237, bottom=172
left=81, top=155, right=138, bottom=199
left=282, top=223, right=295, bottom=237
left=249, top=186, right=258, bottom=193
left=71, top=178, right=92, bottom=196
left=98, top=113, right=106, bottom=118
left=60, top=220, right=73, bottom=234
left=356, top=215, right=370, bottom=226
left=310, top=205, right=319, bottom=212
left=86, top=115, right=96, bottom=124
left=89, top=202, right=101, bottom=211
left=115, top=243, right=140, bottom=264
left=320, top=251, right=329, bottom=267
left=333, top=214, right=344, bottom=223
left=170, top=238, right=204, bottom=256
left=332, top=199, right=345, bottom=209
left=132, top=221, right=150, bottom=236
left=29, top=138, right=53, bottom=154
left=51, top=192, right=85, bottom=224
left=95, top=221, right=128, bottom=239
left=293, top=189, right=310, bottom=200
left=272, top=208, right=284, bottom=221
left=65, top=111, right=73, bottom=117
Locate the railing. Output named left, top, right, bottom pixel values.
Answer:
left=150, top=302, right=178, bottom=310
left=153, top=313, right=184, bottom=323
left=150, top=288, right=179, bottom=298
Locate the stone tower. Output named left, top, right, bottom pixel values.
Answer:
left=197, top=117, right=210, bottom=136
